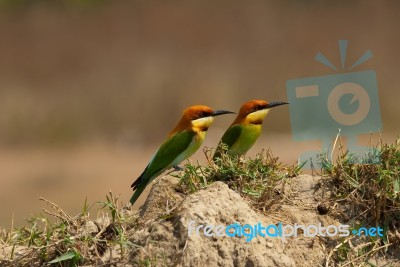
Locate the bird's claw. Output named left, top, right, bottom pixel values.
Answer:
left=173, top=165, right=183, bottom=171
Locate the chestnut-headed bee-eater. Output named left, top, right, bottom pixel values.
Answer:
left=130, top=105, right=235, bottom=205
left=213, top=100, right=288, bottom=160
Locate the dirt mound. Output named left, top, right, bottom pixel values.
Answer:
left=128, top=175, right=334, bottom=266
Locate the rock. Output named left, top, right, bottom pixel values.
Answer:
left=175, top=182, right=295, bottom=266
left=84, top=220, right=99, bottom=235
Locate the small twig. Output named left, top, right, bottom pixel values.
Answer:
left=9, top=212, right=14, bottom=244
left=325, top=235, right=353, bottom=267
left=41, top=209, right=69, bottom=223
left=39, top=197, right=76, bottom=227
left=340, top=243, right=391, bottom=267
left=331, top=129, right=341, bottom=162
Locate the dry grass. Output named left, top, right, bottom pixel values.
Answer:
left=175, top=146, right=302, bottom=210
left=319, top=137, right=400, bottom=265
left=0, top=192, right=138, bottom=266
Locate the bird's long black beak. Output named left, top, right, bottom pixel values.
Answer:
left=212, top=110, right=236, bottom=117
left=266, top=101, right=289, bottom=109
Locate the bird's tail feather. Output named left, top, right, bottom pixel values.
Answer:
left=131, top=165, right=148, bottom=189
left=130, top=184, right=146, bottom=205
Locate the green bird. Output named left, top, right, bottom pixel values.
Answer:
left=213, top=99, right=288, bottom=160
left=130, top=105, right=234, bottom=205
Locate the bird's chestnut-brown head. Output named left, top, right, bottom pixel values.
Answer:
left=233, top=100, right=288, bottom=125
left=170, top=105, right=235, bottom=135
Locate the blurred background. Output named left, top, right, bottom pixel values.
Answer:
left=0, top=0, right=399, bottom=226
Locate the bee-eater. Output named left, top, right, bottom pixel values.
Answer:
left=213, top=100, right=288, bottom=160
left=130, top=105, right=235, bottom=205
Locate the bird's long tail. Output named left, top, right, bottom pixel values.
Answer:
left=130, top=184, right=146, bottom=205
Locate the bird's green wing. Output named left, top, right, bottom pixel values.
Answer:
left=213, top=124, right=242, bottom=159
left=131, top=130, right=195, bottom=189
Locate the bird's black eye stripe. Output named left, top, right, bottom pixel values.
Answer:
left=255, top=103, right=267, bottom=112
left=198, top=111, right=212, bottom=118
left=253, top=105, right=261, bottom=112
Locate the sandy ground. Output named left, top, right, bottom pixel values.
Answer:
left=0, top=131, right=396, bottom=227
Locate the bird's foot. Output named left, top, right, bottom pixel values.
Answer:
left=166, top=165, right=184, bottom=176
left=173, top=165, right=183, bottom=171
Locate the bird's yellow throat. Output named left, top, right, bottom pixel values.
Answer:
left=191, top=116, right=215, bottom=132
left=246, top=109, right=269, bottom=124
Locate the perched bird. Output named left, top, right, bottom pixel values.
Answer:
left=130, top=105, right=235, bottom=205
left=213, top=100, right=288, bottom=160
